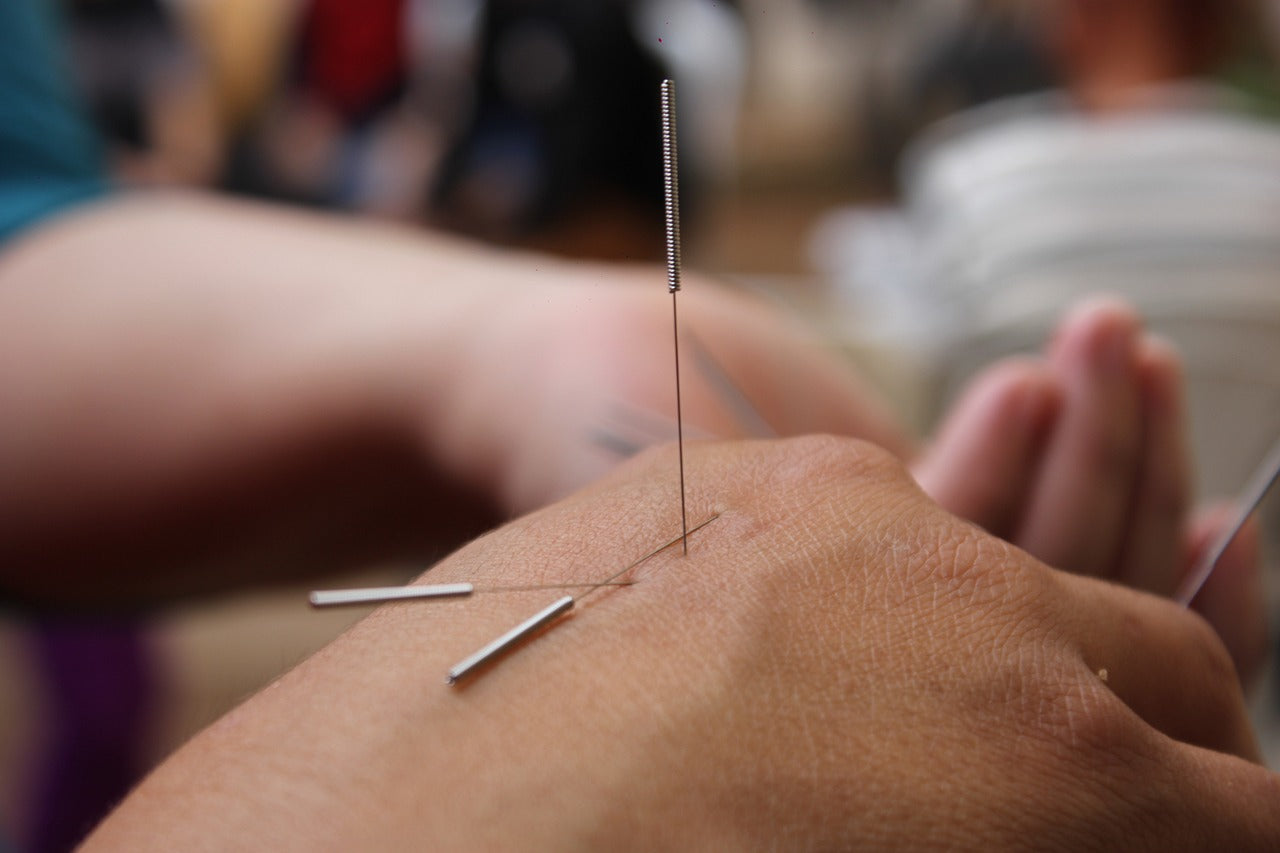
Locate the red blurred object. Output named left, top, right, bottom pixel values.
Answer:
left=298, top=0, right=407, bottom=122
left=1047, top=0, right=1239, bottom=110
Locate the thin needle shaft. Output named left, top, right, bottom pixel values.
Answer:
left=672, top=289, right=688, bottom=554
left=1177, top=435, right=1280, bottom=606
left=442, top=514, right=720, bottom=685
left=687, top=332, right=776, bottom=438
left=662, top=78, right=689, bottom=555
left=581, top=513, right=720, bottom=598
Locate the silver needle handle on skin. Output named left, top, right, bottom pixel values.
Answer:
left=1177, top=435, right=1280, bottom=606
left=310, top=584, right=474, bottom=607
left=662, top=78, right=689, bottom=554
left=309, top=581, right=633, bottom=608
left=446, top=595, right=575, bottom=685
left=441, top=515, right=718, bottom=685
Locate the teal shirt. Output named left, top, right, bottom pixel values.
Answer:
left=0, top=0, right=108, bottom=243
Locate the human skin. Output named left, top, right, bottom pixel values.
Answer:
left=915, top=298, right=1267, bottom=682
left=82, top=437, right=1280, bottom=850
left=1044, top=0, right=1235, bottom=112
left=0, top=194, right=1263, bottom=682
left=0, top=191, right=903, bottom=605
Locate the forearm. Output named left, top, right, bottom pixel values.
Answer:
left=0, top=192, right=525, bottom=603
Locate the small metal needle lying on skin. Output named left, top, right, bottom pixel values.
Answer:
left=444, top=513, right=721, bottom=686
left=446, top=596, right=575, bottom=685
left=308, top=581, right=635, bottom=608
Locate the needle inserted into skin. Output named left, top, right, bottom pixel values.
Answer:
left=1177, top=435, right=1280, bottom=606
left=662, top=78, right=689, bottom=555
left=444, top=513, right=721, bottom=686
left=309, top=581, right=635, bottom=608
left=405, top=84, right=706, bottom=687
left=687, top=332, right=776, bottom=438
left=578, top=512, right=720, bottom=600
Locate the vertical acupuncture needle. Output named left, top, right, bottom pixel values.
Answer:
left=662, top=78, right=689, bottom=555
left=436, top=84, right=706, bottom=687
left=1177, top=434, right=1280, bottom=606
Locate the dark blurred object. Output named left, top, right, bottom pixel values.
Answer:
left=21, top=619, right=158, bottom=853
left=60, top=0, right=222, bottom=186
left=858, top=5, right=1057, bottom=193
left=203, top=0, right=682, bottom=258
left=430, top=0, right=670, bottom=259
left=1046, top=0, right=1243, bottom=111
left=223, top=0, right=441, bottom=216
left=910, top=14, right=1057, bottom=117
left=62, top=0, right=169, bottom=151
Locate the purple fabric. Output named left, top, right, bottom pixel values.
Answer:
left=22, top=619, right=158, bottom=853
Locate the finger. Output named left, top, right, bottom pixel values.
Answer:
left=913, top=359, right=1061, bottom=538
left=1158, top=744, right=1280, bottom=846
left=1112, top=336, right=1192, bottom=593
left=1057, top=570, right=1259, bottom=761
left=1015, top=298, right=1143, bottom=577
left=1185, top=503, right=1269, bottom=689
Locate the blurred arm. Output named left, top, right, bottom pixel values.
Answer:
left=0, top=191, right=908, bottom=606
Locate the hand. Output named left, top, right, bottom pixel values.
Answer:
left=86, top=438, right=1280, bottom=849
left=914, top=298, right=1268, bottom=683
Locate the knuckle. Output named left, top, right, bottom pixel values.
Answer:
left=759, top=434, right=906, bottom=492
left=1023, top=672, right=1161, bottom=791
left=1182, top=609, right=1241, bottom=697
left=1054, top=680, right=1142, bottom=756
left=1002, top=668, right=1179, bottom=844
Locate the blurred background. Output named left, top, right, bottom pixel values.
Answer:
left=4, top=0, right=1280, bottom=849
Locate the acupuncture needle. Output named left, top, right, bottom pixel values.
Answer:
left=588, top=403, right=698, bottom=460
left=686, top=331, right=776, bottom=438
left=662, top=77, right=689, bottom=555
left=576, top=512, right=720, bottom=601
left=446, top=596, right=575, bottom=684
left=1177, top=434, right=1280, bottom=606
left=309, top=580, right=635, bottom=608
left=447, top=81, right=702, bottom=684
left=445, top=513, right=721, bottom=685
left=588, top=334, right=772, bottom=459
